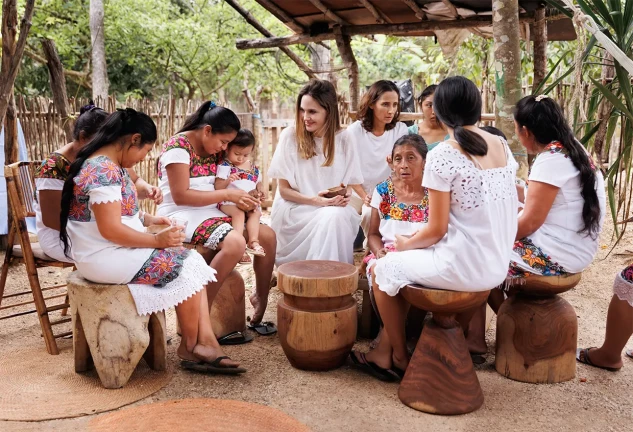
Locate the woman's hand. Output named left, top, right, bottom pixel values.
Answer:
left=136, top=179, right=164, bottom=205
left=154, top=225, right=185, bottom=249
left=315, top=190, right=351, bottom=207
left=144, top=214, right=171, bottom=228
left=226, top=189, right=259, bottom=212
left=394, top=234, right=411, bottom=252
left=375, top=247, right=389, bottom=259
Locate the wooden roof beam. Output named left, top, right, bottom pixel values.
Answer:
left=224, top=0, right=316, bottom=79
left=307, top=0, right=349, bottom=26
left=257, top=0, right=305, bottom=33
left=236, top=14, right=537, bottom=50
left=358, top=0, right=392, bottom=24
left=400, top=0, right=426, bottom=20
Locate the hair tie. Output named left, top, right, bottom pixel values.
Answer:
left=535, top=94, right=549, bottom=102
left=208, top=101, right=217, bottom=111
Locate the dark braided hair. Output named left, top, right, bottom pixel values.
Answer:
left=59, top=108, right=157, bottom=257
left=73, top=101, right=108, bottom=141
left=433, top=76, right=488, bottom=156
left=514, top=95, right=601, bottom=239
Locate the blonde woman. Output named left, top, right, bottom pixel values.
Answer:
left=269, top=79, right=363, bottom=265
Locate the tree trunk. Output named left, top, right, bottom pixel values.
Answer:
left=493, top=0, right=526, bottom=179
left=334, top=32, right=360, bottom=112
left=90, top=0, right=109, bottom=103
left=42, top=39, right=74, bottom=141
left=532, top=6, right=547, bottom=93
left=311, top=42, right=331, bottom=81
left=594, top=53, right=614, bottom=164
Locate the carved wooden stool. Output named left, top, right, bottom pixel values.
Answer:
left=399, top=285, right=490, bottom=415
left=496, top=273, right=581, bottom=383
left=67, top=271, right=167, bottom=389
left=277, top=260, right=358, bottom=371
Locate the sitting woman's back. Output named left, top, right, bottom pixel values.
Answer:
left=374, top=76, right=518, bottom=294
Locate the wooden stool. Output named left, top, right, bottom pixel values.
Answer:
left=495, top=274, right=581, bottom=384
left=67, top=271, right=167, bottom=389
left=399, top=285, right=490, bottom=415
left=277, top=260, right=358, bottom=371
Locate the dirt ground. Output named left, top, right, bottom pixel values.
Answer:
left=1, top=221, right=632, bottom=432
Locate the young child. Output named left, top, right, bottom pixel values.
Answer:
left=215, top=129, right=266, bottom=260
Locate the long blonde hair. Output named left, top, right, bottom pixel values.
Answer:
left=295, top=79, right=340, bottom=167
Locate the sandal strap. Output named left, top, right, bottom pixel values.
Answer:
left=208, top=356, right=231, bottom=367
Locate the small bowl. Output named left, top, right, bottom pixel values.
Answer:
left=323, top=185, right=348, bottom=199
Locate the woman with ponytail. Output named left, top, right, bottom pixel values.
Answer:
left=59, top=108, right=244, bottom=374
left=351, top=76, right=518, bottom=379
left=507, top=95, right=605, bottom=280
left=35, top=102, right=162, bottom=262
left=156, top=101, right=277, bottom=336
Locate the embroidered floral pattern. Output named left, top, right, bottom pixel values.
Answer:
left=36, top=152, right=71, bottom=180
left=621, top=264, right=633, bottom=283
left=375, top=177, right=429, bottom=223
left=69, top=156, right=139, bottom=222
left=157, top=134, right=218, bottom=179
left=129, top=247, right=191, bottom=286
left=218, top=159, right=260, bottom=182
left=190, top=216, right=233, bottom=246
left=508, top=237, right=568, bottom=278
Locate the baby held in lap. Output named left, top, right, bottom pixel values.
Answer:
left=214, top=129, right=266, bottom=258
left=364, top=134, right=430, bottom=283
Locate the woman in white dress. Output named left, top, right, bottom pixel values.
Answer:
left=269, top=79, right=363, bottom=265
left=351, top=76, right=518, bottom=379
left=59, top=109, right=244, bottom=374
left=156, top=102, right=277, bottom=334
left=35, top=103, right=162, bottom=262
left=347, top=80, right=409, bottom=238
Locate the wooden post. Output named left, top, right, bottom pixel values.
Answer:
left=493, top=0, right=527, bottom=179
left=42, top=39, right=74, bottom=141
left=90, top=0, right=109, bottom=101
left=532, top=7, right=547, bottom=92
left=334, top=30, right=360, bottom=112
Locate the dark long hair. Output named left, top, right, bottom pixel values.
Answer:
left=514, top=95, right=601, bottom=238
left=433, top=76, right=487, bottom=156
left=358, top=80, right=400, bottom=132
left=59, top=108, right=157, bottom=257
left=416, top=84, right=437, bottom=106
left=73, top=101, right=108, bottom=140
left=177, top=101, right=241, bottom=134
left=392, top=134, right=428, bottom=160
left=228, top=128, right=255, bottom=149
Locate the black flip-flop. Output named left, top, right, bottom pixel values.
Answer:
left=349, top=351, right=397, bottom=382
left=248, top=321, right=277, bottom=336
left=217, top=331, right=254, bottom=346
left=470, top=353, right=487, bottom=365
left=181, top=356, right=247, bottom=375
left=576, top=347, right=621, bottom=372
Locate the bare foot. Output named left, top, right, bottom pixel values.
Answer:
left=369, top=329, right=382, bottom=350
left=580, top=347, right=624, bottom=370
left=192, top=344, right=240, bottom=368
left=364, top=346, right=393, bottom=370
left=249, top=291, right=268, bottom=324
left=466, top=335, right=488, bottom=355
left=392, top=353, right=410, bottom=371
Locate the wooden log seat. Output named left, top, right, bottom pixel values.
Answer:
left=277, top=260, right=358, bottom=371
left=398, top=285, right=490, bottom=415
left=67, top=271, right=167, bottom=389
left=495, top=273, right=581, bottom=384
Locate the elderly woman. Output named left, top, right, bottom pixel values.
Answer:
left=35, top=103, right=161, bottom=262
left=347, top=80, right=409, bottom=237
left=269, top=79, right=363, bottom=265
left=156, top=101, right=277, bottom=336
left=408, top=85, right=448, bottom=151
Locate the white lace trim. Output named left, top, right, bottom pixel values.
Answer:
left=89, top=185, right=122, bottom=205
left=427, top=142, right=517, bottom=211
left=373, top=254, right=412, bottom=296
left=203, top=223, right=233, bottom=250
left=613, top=273, right=633, bottom=307
left=127, top=251, right=217, bottom=316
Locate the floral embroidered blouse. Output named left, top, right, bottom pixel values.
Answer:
left=216, top=159, right=260, bottom=194
left=369, top=177, right=429, bottom=246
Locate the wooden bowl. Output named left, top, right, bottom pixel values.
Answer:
left=323, top=184, right=348, bottom=199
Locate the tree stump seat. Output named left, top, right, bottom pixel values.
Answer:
left=277, top=260, right=358, bottom=371
left=496, top=273, right=581, bottom=384
left=398, top=284, right=490, bottom=415
left=67, top=271, right=167, bottom=389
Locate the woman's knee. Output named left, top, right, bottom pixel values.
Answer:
left=219, top=230, right=246, bottom=256
left=258, top=225, right=277, bottom=251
